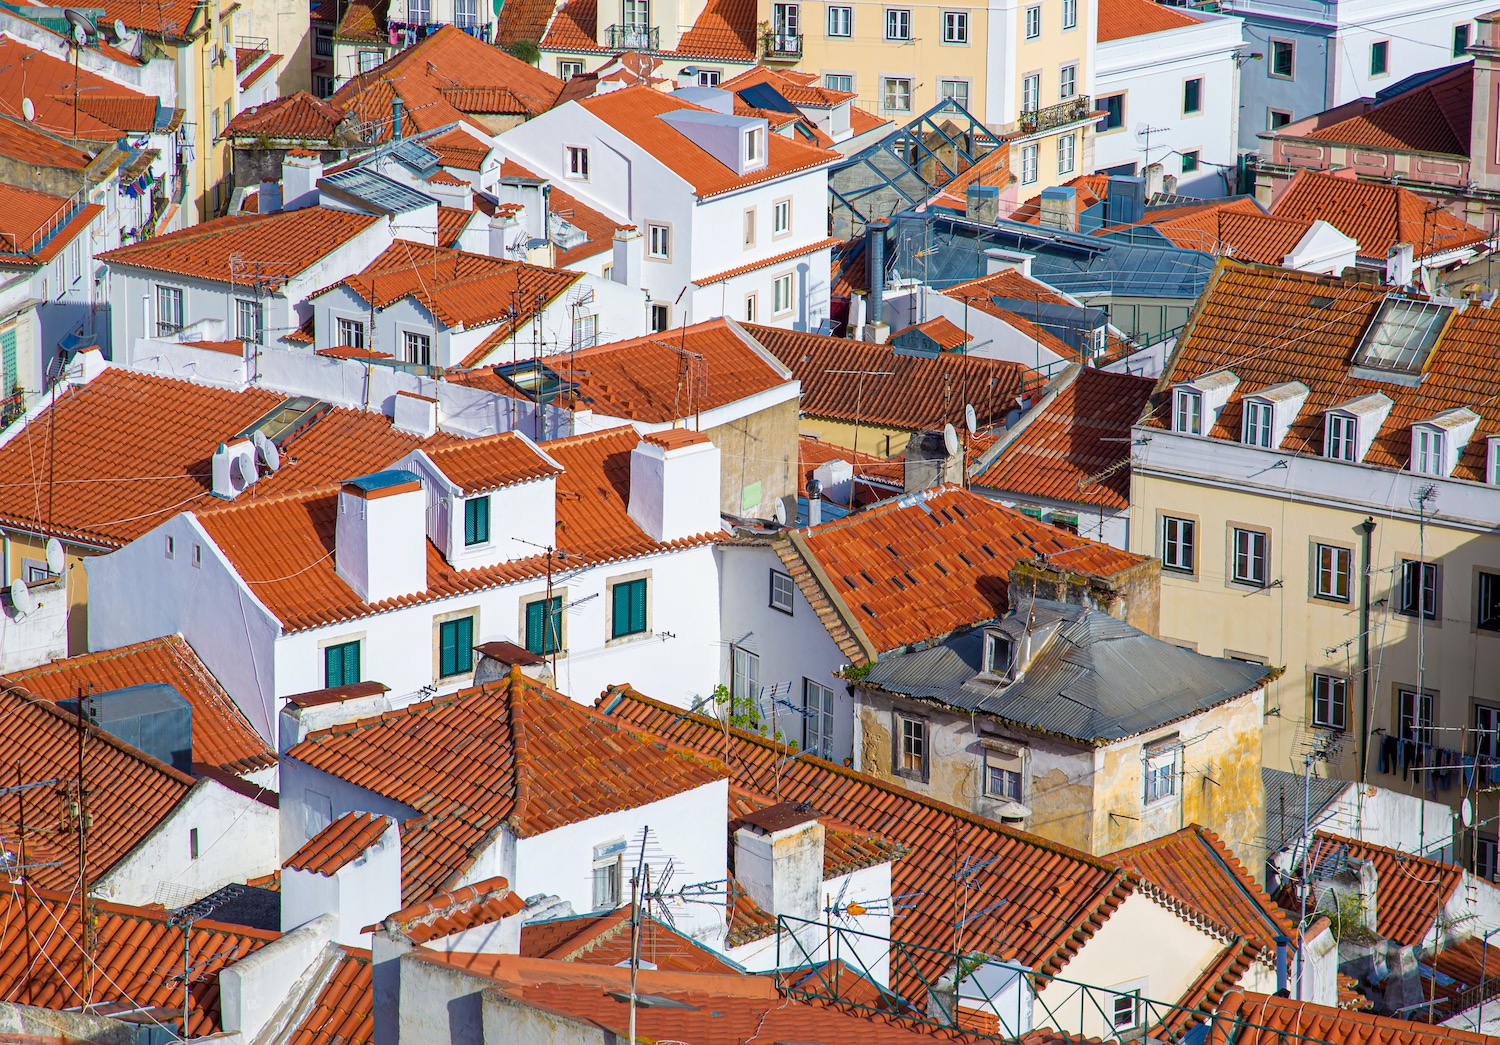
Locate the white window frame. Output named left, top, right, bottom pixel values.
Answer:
left=649, top=302, right=669, bottom=332
left=825, top=73, right=853, bottom=92
left=1270, top=38, right=1294, bottom=79
left=1112, top=992, right=1140, bottom=1030
left=1061, top=0, right=1076, bottom=29
left=1059, top=63, right=1077, bottom=100
left=826, top=4, right=851, bottom=35
left=1312, top=673, right=1347, bottom=730
left=939, top=79, right=970, bottom=110
left=983, top=632, right=1011, bottom=675
left=156, top=285, right=184, bottom=336
left=1161, top=516, right=1195, bottom=573
left=1314, top=543, right=1351, bottom=602
left=882, top=76, right=912, bottom=112
left=1231, top=527, right=1269, bottom=587
left=1399, top=559, right=1438, bottom=620
left=1022, top=73, right=1040, bottom=113
left=1057, top=132, right=1075, bottom=175
left=1325, top=412, right=1357, bottom=461
left=1413, top=426, right=1445, bottom=476
left=1243, top=399, right=1273, bottom=447
left=1183, top=77, right=1203, bottom=114
left=559, top=59, right=583, bottom=79
left=1020, top=143, right=1038, bottom=185
left=1398, top=687, right=1435, bottom=748
left=803, top=678, right=835, bottom=759
left=744, top=127, right=763, bottom=162
left=1475, top=702, right=1500, bottom=759
left=983, top=746, right=1025, bottom=801
left=884, top=7, right=910, bottom=39
left=336, top=316, right=365, bottom=349
left=565, top=145, right=590, bottom=180
left=1174, top=388, right=1203, bottom=434
left=1024, top=5, right=1040, bottom=38
left=235, top=297, right=263, bottom=344
left=772, top=272, right=794, bottom=315
left=697, top=68, right=721, bottom=86
left=571, top=312, right=598, bottom=349
left=402, top=329, right=431, bottom=366
left=1143, top=738, right=1178, bottom=805
left=1479, top=572, right=1500, bottom=632
left=742, top=206, right=757, bottom=248
left=732, top=646, right=760, bottom=703
left=770, top=569, right=795, bottom=613
left=591, top=839, right=626, bottom=909
left=772, top=198, right=792, bottom=237
left=647, top=223, right=671, bottom=260
left=941, top=10, right=967, bottom=42
left=894, top=711, right=928, bottom=780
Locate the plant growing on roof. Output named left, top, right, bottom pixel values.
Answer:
left=507, top=38, right=540, bottom=64
left=720, top=682, right=795, bottom=748
left=1318, top=890, right=1375, bottom=944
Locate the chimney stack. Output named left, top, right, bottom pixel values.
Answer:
left=1471, top=12, right=1500, bottom=192
left=865, top=218, right=890, bottom=343
left=627, top=430, right=720, bottom=542
left=734, top=804, right=824, bottom=922
left=392, top=97, right=404, bottom=141
left=282, top=151, right=324, bottom=211
left=612, top=226, right=643, bottom=288
left=335, top=470, right=428, bottom=603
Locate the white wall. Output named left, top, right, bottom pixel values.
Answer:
left=96, top=779, right=279, bottom=906
left=282, top=820, right=403, bottom=945
left=726, top=860, right=892, bottom=984
left=279, top=758, right=419, bottom=860
left=219, top=915, right=336, bottom=1040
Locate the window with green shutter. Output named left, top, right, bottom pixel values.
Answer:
left=611, top=578, right=648, bottom=639
left=525, top=596, right=563, bottom=654
left=438, top=616, right=474, bottom=677
left=324, top=640, right=360, bottom=688
left=464, top=496, right=490, bottom=546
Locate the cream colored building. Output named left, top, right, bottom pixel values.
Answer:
left=1131, top=261, right=1500, bottom=879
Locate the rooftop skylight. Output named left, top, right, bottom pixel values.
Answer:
left=1351, top=296, right=1453, bottom=375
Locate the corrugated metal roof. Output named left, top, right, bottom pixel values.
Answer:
left=862, top=599, right=1270, bottom=744
left=1262, top=767, right=1345, bottom=856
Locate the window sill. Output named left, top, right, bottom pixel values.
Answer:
left=770, top=603, right=794, bottom=616
left=605, top=631, right=651, bottom=649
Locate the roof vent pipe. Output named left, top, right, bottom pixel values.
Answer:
left=866, top=218, right=888, bottom=330
left=392, top=97, right=404, bottom=141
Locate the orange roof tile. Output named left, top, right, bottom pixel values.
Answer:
left=1216, top=990, right=1493, bottom=1045
left=0, top=681, right=195, bottom=891
left=577, top=88, right=837, bottom=199
left=0, top=37, right=160, bottom=140
left=0, top=884, right=276, bottom=1036
left=332, top=28, right=562, bottom=145
left=601, top=686, right=1137, bottom=991
left=969, top=366, right=1155, bottom=509
left=0, top=183, right=87, bottom=259
left=288, top=948, right=372, bottom=1045
left=422, top=432, right=562, bottom=493
left=0, top=117, right=92, bottom=172
left=781, top=485, right=1147, bottom=657
left=890, top=316, right=973, bottom=351
left=1293, top=64, right=1471, bottom=157
left=694, top=237, right=841, bottom=286
left=6, top=635, right=274, bottom=775
left=1097, top=0, right=1201, bottom=41
left=91, top=0, right=202, bottom=35
left=1304, top=833, right=1462, bottom=946
left=423, top=127, right=490, bottom=170
left=452, top=318, right=790, bottom=423
left=1148, top=263, right=1500, bottom=483
left=288, top=674, right=728, bottom=903
left=427, top=169, right=468, bottom=187
left=285, top=810, right=392, bottom=875
left=436, top=206, right=473, bottom=247
left=1144, top=207, right=1319, bottom=265
left=675, top=0, right=757, bottom=59
left=334, top=0, right=387, bottom=42
left=378, top=876, right=526, bottom=943
left=100, top=207, right=382, bottom=286
left=798, top=435, right=903, bottom=508
left=747, top=323, right=1027, bottom=432
left=494, top=0, right=555, bottom=45
left=224, top=91, right=348, bottom=141
left=521, top=907, right=741, bottom=972
left=194, top=426, right=719, bottom=632
left=1011, top=173, right=1110, bottom=225
left=1424, top=935, right=1500, bottom=1022
left=499, top=160, right=618, bottom=266
left=1270, top=170, right=1489, bottom=261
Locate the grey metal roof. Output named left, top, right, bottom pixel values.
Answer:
left=860, top=598, right=1271, bottom=745
left=319, top=168, right=438, bottom=215
left=1262, top=767, right=1346, bottom=857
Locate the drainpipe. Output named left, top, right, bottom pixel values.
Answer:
left=1275, top=935, right=1289, bottom=994
left=866, top=218, right=888, bottom=328
left=1358, top=517, right=1376, bottom=784
left=392, top=97, right=404, bottom=141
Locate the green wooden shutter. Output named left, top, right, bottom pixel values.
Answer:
left=611, top=582, right=630, bottom=638
left=525, top=600, right=543, bottom=653
left=324, top=644, right=340, bottom=687
left=455, top=616, right=473, bottom=671
left=0, top=329, right=16, bottom=395
left=630, top=579, right=647, bottom=634
left=464, top=497, right=490, bottom=546
left=342, top=642, right=360, bottom=685
left=440, top=621, right=457, bottom=675
left=545, top=596, right=561, bottom=653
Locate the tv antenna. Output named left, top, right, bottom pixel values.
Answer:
left=1135, top=123, right=1171, bottom=177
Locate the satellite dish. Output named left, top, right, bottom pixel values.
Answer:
left=45, top=538, right=63, bottom=576
left=65, top=8, right=95, bottom=40
left=772, top=499, right=787, bottom=526
left=114, top=17, right=127, bottom=38
left=21, top=98, right=34, bottom=121
left=942, top=422, right=959, bottom=458
left=964, top=403, right=977, bottom=434
left=11, top=578, right=35, bottom=617
left=73, top=24, right=87, bottom=46
left=229, top=453, right=253, bottom=490
left=253, top=431, right=281, bottom=472
left=1463, top=797, right=1475, bottom=828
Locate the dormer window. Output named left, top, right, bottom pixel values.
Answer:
left=1326, top=413, right=1357, bottom=461
left=1243, top=399, right=1273, bottom=448
left=984, top=631, right=1012, bottom=675
left=1413, top=427, right=1446, bottom=476
left=1174, top=389, right=1202, bottom=435
left=745, top=127, right=762, bottom=162
left=1411, top=408, right=1478, bottom=479
left=1488, top=437, right=1500, bottom=485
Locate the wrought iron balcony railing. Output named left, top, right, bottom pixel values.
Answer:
left=1018, top=94, right=1092, bottom=135
left=761, top=30, right=802, bottom=57
left=606, top=24, right=659, bottom=50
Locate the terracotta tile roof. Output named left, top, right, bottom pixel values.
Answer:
left=938, top=269, right=1089, bottom=361
left=288, top=948, right=372, bottom=1045
left=285, top=810, right=392, bottom=875
left=798, top=436, right=903, bottom=506
left=316, top=240, right=580, bottom=348
left=287, top=674, right=728, bottom=903
left=1148, top=263, right=1500, bottom=483
left=436, top=205, right=472, bottom=247
left=747, top=323, right=1027, bottom=432
left=1215, top=989, right=1493, bottom=1045
left=0, top=37, right=160, bottom=140
left=1422, top=935, right=1500, bottom=1022
left=721, top=66, right=855, bottom=108
left=0, top=884, right=277, bottom=1036
left=849, top=106, right=890, bottom=136
left=1097, top=0, right=1200, bottom=41
left=521, top=907, right=741, bottom=971
left=777, top=485, right=1147, bottom=658
left=332, top=28, right=562, bottom=145
left=538, top=0, right=598, bottom=50
left=494, top=0, right=555, bottom=46
left=969, top=366, right=1155, bottom=509
left=1111, top=825, right=1296, bottom=954
left=1270, top=170, right=1489, bottom=261
left=1097, top=197, right=1323, bottom=265
left=0, top=681, right=196, bottom=890
left=0, top=184, right=83, bottom=258
left=601, top=687, right=1138, bottom=993
left=318, top=345, right=392, bottom=359
left=726, top=786, right=907, bottom=878
left=927, top=145, right=1013, bottom=211
left=675, top=0, right=757, bottom=59
left=1294, top=64, right=1471, bottom=157
left=891, top=316, right=973, bottom=351
left=377, top=876, right=526, bottom=942
left=423, top=127, right=490, bottom=170
left=422, top=432, right=562, bottom=493
left=577, top=88, right=837, bottom=199
left=1303, top=833, right=1462, bottom=946
left=224, top=91, right=348, bottom=142
left=1338, top=971, right=1373, bottom=1010
left=453, top=318, right=790, bottom=423
left=6, top=635, right=275, bottom=776
left=427, top=169, right=468, bottom=187
left=99, top=207, right=382, bottom=286
left=194, top=425, right=719, bottom=632
left=694, top=237, right=841, bottom=286
left=334, top=0, right=387, bottom=42
left=0, top=118, right=92, bottom=172
left=91, top=0, right=202, bottom=35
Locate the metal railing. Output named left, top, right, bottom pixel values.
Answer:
left=1017, top=94, right=1092, bottom=136
left=15, top=191, right=85, bottom=256
left=605, top=24, right=658, bottom=49
left=761, top=30, right=802, bottom=57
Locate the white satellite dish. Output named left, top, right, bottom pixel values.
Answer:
left=114, top=17, right=127, bottom=38
left=229, top=453, right=253, bottom=490
left=21, top=98, right=34, bottom=122
left=253, top=431, right=281, bottom=472
left=942, top=422, right=959, bottom=457
left=11, top=578, right=35, bottom=617
left=45, top=537, right=63, bottom=576
left=1463, top=796, right=1475, bottom=828
left=964, top=403, right=977, bottom=434
left=772, top=499, right=787, bottom=526
left=73, top=23, right=88, bottom=47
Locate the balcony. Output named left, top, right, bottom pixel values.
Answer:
left=1017, top=94, right=1092, bottom=136
left=606, top=24, right=658, bottom=50
left=761, top=30, right=802, bottom=58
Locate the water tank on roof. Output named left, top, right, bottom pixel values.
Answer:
left=61, top=683, right=192, bottom=773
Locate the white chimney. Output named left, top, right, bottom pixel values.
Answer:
left=612, top=226, right=643, bottom=288
left=392, top=390, right=438, bottom=436
left=282, top=151, right=324, bottom=211
left=212, top=438, right=258, bottom=500
left=734, top=804, right=825, bottom=921
left=258, top=180, right=283, bottom=214
left=1386, top=243, right=1415, bottom=287
left=489, top=204, right=526, bottom=260
left=627, top=430, right=721, bottom=542
left=335, top=470, right=428, bottom=603
left=281, top=813, right=402, bottom=946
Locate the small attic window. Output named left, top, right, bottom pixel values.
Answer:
left=984, top=631, right=1012, bottom=675
left=1351, top=297, right=1453, bottom=375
